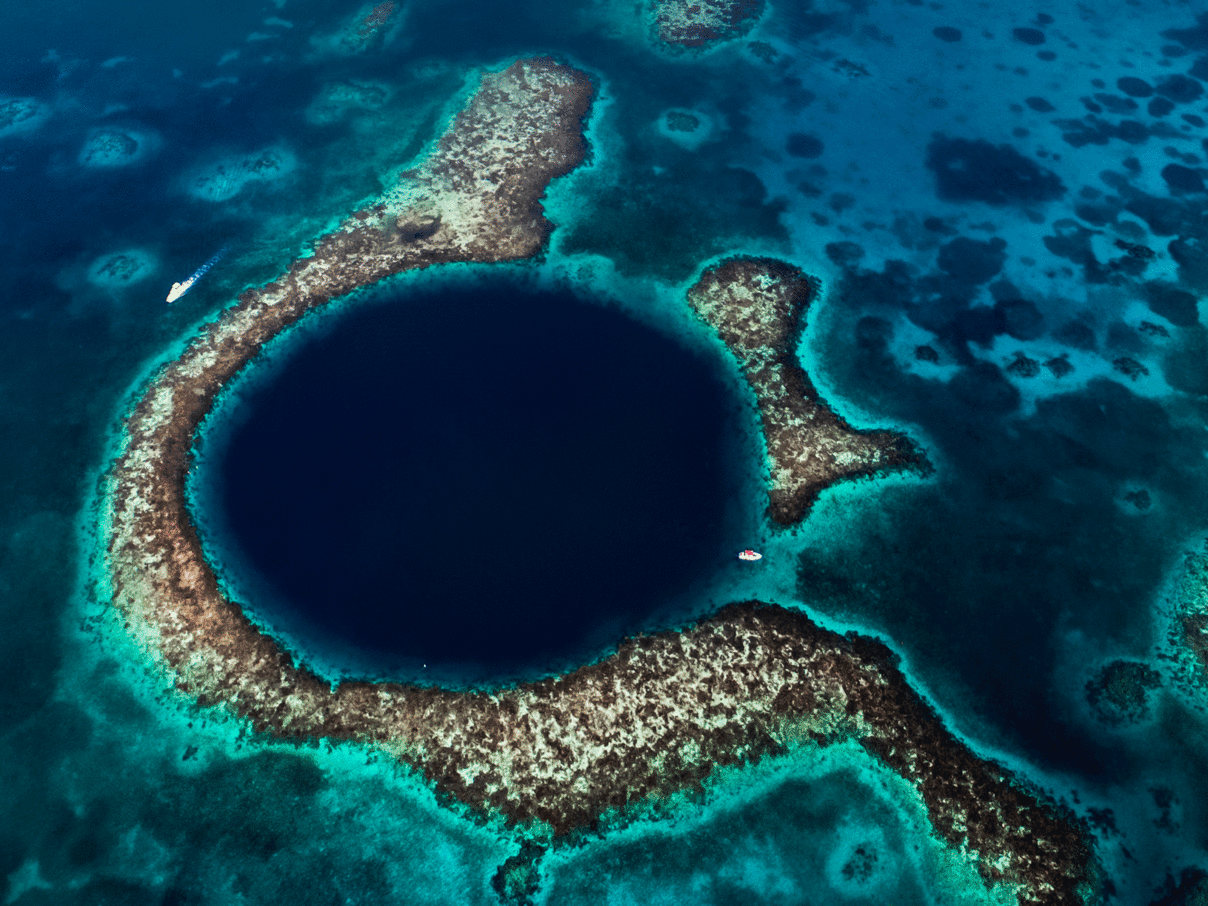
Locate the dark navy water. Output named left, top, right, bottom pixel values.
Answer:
left=5, top=0, right=1208, bottom=902
left=206, top=280, right=743, bottom=682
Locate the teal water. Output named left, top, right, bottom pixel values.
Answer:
left=5, top=0, right=1208, bottom=903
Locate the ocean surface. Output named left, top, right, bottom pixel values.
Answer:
left=3, top=0, right=1208, bottom=903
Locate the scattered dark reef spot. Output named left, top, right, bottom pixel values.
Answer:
left=748, top=40, right=778, bottom=63
left=786, top=132, right=824, bottom=158
left=491, top=841, right=545, bottom=905
left=1122, top=488, right=1152, bottom=510
left=1157, top=74, right=1205, bottom=104
left=825, top=240, right=865, bottom=268
left=829, top=192, right=856, bottom=213
left=1192, top=56, right=1208, bottom=81
left=1025, top=96, right=1056, bottom=113
left=1163, top=328, right=1208, bottom=395
left=1094, top=94, right=1138, bottom=114
left=1034, top=13, right=1053, bottom=25
left=1055, top=116, right=1150, bottom=148
left=1037, top=50, right=1057, bottom=61
left=844, top=260, right=916, bottom=312
left=1113, top=356, right=1149, bottom=380
left=1045, top=353, right=1074, bottom=377
left=1013, top=27, right=1046, bottom=45
left=1115, top=239, right=1156, bottom=262
left=1145, top=281, right=1200, bottom=326
left=1117, top=77, right=1154, bottom=98
left=1074, top=202, right=1117, bottom=227
left=1183, top=113, right=1206, bottom=128
left=1043, top=219, right=1106, bottom=282
left=1149, top=867, right=1208, bottom=906
left=855, top=315, right=894, bottom=354
left=1162, top=163, right=1206, bottom=194
left=664, top=111, right=700, bottom=132
left=1149, top=97, right=1176, bottom=117
left=1056, top=320, right=1097, bottom=351
left=926, top=136, right=1065, bottom=205
left=914, top=344, right=939, bottom=363
left=1169, top=237, right=1208, bottom=291
left=1123, top=192, right=1188, bottom=236
left=841, top=843, right=879, bottom=882
left=1139, top=320, right=1170, bottom=338
left=936, top=236, right=1007, bottom=285
left=943, top=305, right=1001, bottom=349
left=1085, top=660, right=1161, bottom=727
left=1161, top=13, right=1208, bottom=51
left=1005, top=351, right=1041, bottom=378
left=995, top=297, right=1045, bottom=340
left=923, top=215, right=957, bottom=235
left=933, top=26, right=962, bottom=42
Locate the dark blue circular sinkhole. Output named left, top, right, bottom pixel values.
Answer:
left=200, top=276, right=748, bottom=684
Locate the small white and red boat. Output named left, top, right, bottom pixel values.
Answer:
left=738, top=549, right=762, bottom=561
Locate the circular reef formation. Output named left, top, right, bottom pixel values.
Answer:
left=99, top=57, right=1098, bottom=904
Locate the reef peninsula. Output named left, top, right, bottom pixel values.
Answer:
left=100, top=57, right=1096, bottom=904
left=687, top=256, right=924, bottom=524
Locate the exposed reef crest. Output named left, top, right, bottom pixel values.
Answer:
left=687, top=256, right=927, bottom=524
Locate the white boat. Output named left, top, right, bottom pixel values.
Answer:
left=166, top=276, right=195, bottom=303
left=738, top=549, right=762, bottom=561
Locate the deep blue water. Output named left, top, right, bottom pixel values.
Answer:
left=4, top=0, right=1208, bottom=903
left=204, top=279, right=744, bottom=682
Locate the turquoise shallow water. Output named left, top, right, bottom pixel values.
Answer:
left=5, top=0, right=1208, bottom=903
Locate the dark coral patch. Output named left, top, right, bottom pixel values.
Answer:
left=1085, top=660, right=1162, bottom=727
left=786, top=132, right=825, bottom=158
left=825, top=241, right=865, bottom=267
left=1157, top=74, right=1205, bottom=103
left=932, top=26, right=962, bottom=42
left=1056, top=320, right=1097, bottom=351
left=926, top=136, right=1065, bottom=205
left=1145, top=282, right=1200, bottom=326
left=1094, top=94, right=1138, bottom=114
left=1162, top=13, right=1208, bottom=52
left=995, top=297, right=1045, bottom=340
left=1161, top=163, right=1206, bottom=194
left=936, top=236, right=1008, bottom=285
left=1012, top=27, right=1046, bottom=45
left=1025, top=96, right=1056, bottom=112
left=951, top=305, right=1004, bottom=347
left=1149, top=97, right=1176, bottom=117
left=914, top=344, right=939, bottom=363
left=1191, top=55, right=1208, bottom=81
left=1117, top=76, right=1154, bottom=98
left=1056, top=116, right=1151, bottom=147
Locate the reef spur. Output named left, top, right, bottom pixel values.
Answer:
left=99, top=58, right=1095, bottom=904
left=687, top=256, right=925, bottom=525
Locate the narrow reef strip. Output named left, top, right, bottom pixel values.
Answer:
left=687, top=256, right=927, bottom=524
left=653, top=0, right=765, bottom=49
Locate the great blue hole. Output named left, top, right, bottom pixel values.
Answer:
left=194, top=275, right=750, bottom=685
